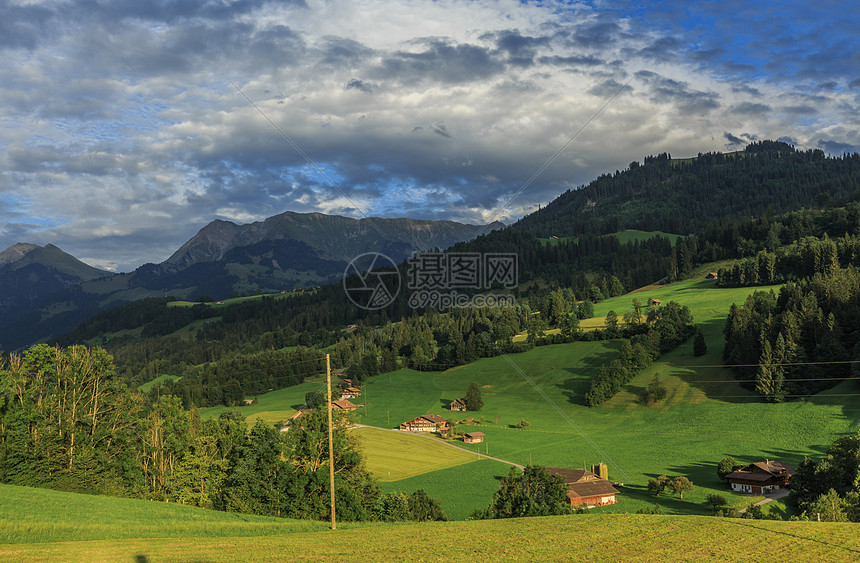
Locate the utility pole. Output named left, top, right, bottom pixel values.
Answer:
left=326, top=354, right=336, bottom=530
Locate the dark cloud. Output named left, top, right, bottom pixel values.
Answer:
left=637, top=36, right=685, bottom=61
left=567, top=21, right=623, bottom=49
left=537, top=54, right=605, bottom=67
left=484, top=29, right=550, bottom=67
left=432, top=124, right=451, bottom=138
left=587, top=79, right=632, bottom=97
left=345, top=78, right=374, bottom=93
left=730, top=102, right=771, bottom=115
left=849, top=78, right=860, bottom=90
left=0, top=4, right=56, bottom=50
left=780, top=105, right=819, bottom=115
left=724, top=132, right=745, bottom=146
left=817, top=139, right=860, bottom=155
left=371, top=40, right=505, bottom=84
left=635, top=70, right=720, bottom=114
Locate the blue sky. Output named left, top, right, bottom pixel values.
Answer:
left=0, top=0, right=858, bottom=271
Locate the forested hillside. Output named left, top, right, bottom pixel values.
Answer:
left=43, top=141, right=860, bottom=407
left=513, top=141, right=860, bottom=237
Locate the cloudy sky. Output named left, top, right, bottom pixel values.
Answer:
left=1, top=0, right=858, bottom=271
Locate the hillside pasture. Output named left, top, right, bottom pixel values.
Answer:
left=352, top=426, right=481, bottom=482
left=2, top=486, right=859, bottom=563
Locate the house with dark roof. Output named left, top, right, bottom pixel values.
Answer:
left=547, top=467, right=619, bottom=508
left=463, top=431, right=485, bottom=444
left=340, top=387, right=362, bottom=399
left=331, top=399, right=358, bottom=412
left=725, top=460, right=794, bottom=495
left=399, top=414, right=449, bottom=433
left=449, top=397, right=467, bottom=412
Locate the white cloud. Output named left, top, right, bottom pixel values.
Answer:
left=0, top=0, right=856, bottom=270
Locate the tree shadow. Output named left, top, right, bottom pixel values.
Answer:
left=557, top=347, right=618, bottom=405
left=656, top=316, right=758, bottom=404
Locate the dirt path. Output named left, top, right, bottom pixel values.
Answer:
left=737, top=488, right=790, bottom=514
left=354, top=424, right=525, bottom=470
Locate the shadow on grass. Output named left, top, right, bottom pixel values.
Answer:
left=557, top=348, right=618, bottom=406
left=657, top=317, right=757, bottom=404
left=617, top=482, right=712, bottom=516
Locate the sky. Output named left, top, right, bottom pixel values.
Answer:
left=0, top=0, right=858, bottom=272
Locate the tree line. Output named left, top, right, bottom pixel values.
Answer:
left=0, top=344, right=445, bottom=523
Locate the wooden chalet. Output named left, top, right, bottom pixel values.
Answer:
left=449, top=398, right=467, bottom=412
left=547, top=467, right=619, bottom=508
left=399, top=414, right=449, bottom=433
left=463, top=431, right=485, bottom=444
left=726, top=460, right=794, bottom=495
left=706, top=272, right=719, bottom=280
left=649, top=298, right=662, bottom=307
left=331, top=399, right=358, bottom=412
left=340, top=387, right=362, bottom=399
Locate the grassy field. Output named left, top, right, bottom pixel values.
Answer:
left=200, top=275, right=860, bottom=520
left=137, top=374, right=182, bottom=393
left=0, top=484, right=329, bottom=544
left=2, top=484, right=859, bottom=562
left=352, top=426, right=481, bottom=482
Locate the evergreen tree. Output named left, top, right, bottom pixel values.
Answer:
left=693, top=329, right=707, bottom=356
left=465, top=381, right=484, bottom=411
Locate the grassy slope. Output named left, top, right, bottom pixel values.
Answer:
left=361, top=277, right=859, bottom=516
left=2, top=484, right=858, bottom=562
left=352, top=426, right=480, bottom=482
left=200, top=274, right=860, bottom=520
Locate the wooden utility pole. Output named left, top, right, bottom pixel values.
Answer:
left=326, top=354, right=336, bottom=530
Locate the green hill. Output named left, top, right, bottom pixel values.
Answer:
left=1, top=484, right=858, bottom=562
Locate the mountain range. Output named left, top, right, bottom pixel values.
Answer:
left=0, top=212, right=503, bottom=351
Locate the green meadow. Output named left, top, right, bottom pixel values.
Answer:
left=189, top=275, right=860, bottom=520
left=2, top=484, right=858, bottom=562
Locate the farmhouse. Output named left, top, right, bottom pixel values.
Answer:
left=449, top=398, right=467, bottom=412
left=463, top=432, right=485, bottom=444
left=399, top=414, right=449, bottom=433
left=340, top=387, right=362, bottom=399
left=706, top=272, right=718, bottom=280
left=726, top=459, right=794, bottom=495
left=649, top=299, right=662, bottom=307
left=547, top=467, right=619, bottom=508
left=282, top=408, right=314, bottom=432
left=331, top=400, right=358, bottom=412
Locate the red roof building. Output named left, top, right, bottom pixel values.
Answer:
left=547, top=467, right=619, bottom=508
left=725, top=460, right=794, bottom=495
left=399, top=414, right=449, bottom=432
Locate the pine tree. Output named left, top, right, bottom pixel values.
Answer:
left=465, top=381, right=484, bottom=411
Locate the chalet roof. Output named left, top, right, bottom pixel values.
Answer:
left=289, top=408, right=313, bottom=421
left=464, top=432, right=485, bottom=438
left=342, top=387, right=362, bottom=394
left=726, top=460, right=794, bottom=482
left=568, top=480, right=620, bottom=498
left=332, top=399, right=357, bottom=410
left=546, top=467, right=594, bottom=484
left=450, top=397, right=466, bottom=406
left=421, top=414, right=448, bottom=424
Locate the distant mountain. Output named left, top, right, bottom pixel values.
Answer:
left=0, top=243, right=109, bottom=317
left=0, top=213, right=503, bottom=350
left=167, top=212, right=504, bottom=268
